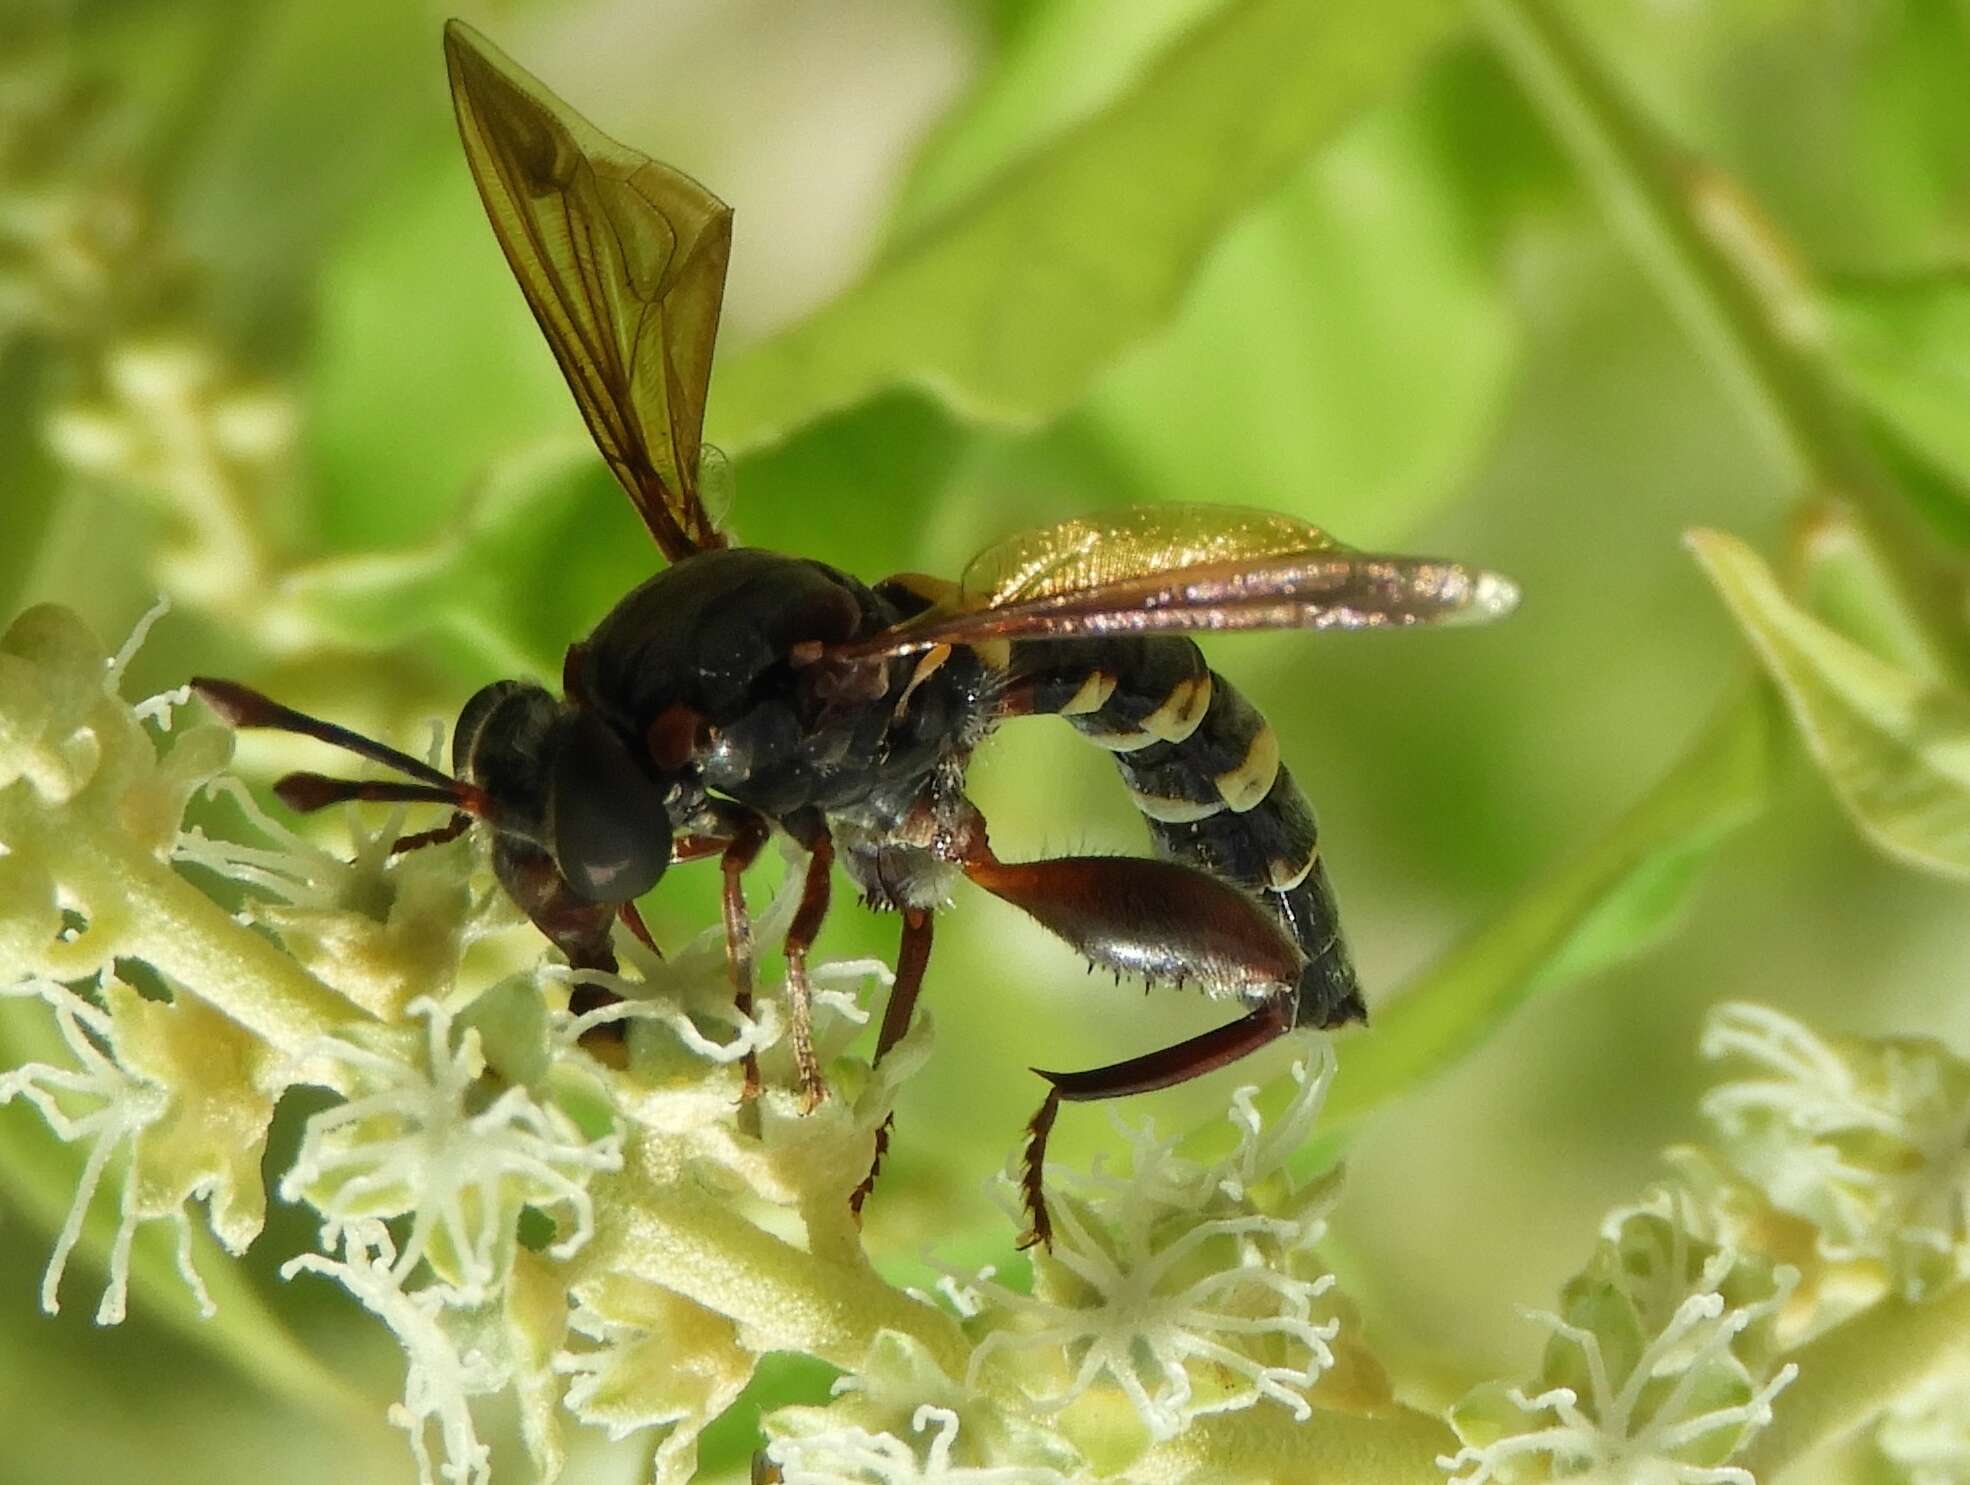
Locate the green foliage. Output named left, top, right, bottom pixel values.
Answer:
left=1691, top=529, right=1970, bottom=879
left=709, top=0, right=1463, bottom=449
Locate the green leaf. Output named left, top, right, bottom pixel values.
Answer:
left=1690, top=526, right=1970, bottom=878
left=709, top=0, right=1463, bottom=452
left=890, top=0, right=1227, bottom=237
left=1184, top=685, right=1775, bottom=1165
left=1826, top=273, right=1970, bottom=536
left=1083, top=97, right=1518, bottom=541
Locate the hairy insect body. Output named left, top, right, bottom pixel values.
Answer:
left=576, top=551, right=898, bottom=812
left=1007, top=637, right=1363, bottom=1028
left=565, top=553, right=1338, bottom=1019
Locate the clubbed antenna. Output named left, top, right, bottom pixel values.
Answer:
left=191, top=677, right=487, bottom=829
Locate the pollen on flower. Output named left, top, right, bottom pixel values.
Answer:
left=1699, top=1001, right=1970, bottom=1299
left=283, top=996, right=622, bottom=1299
left=284, top=1222, right=506, bottom=1485
left=1442, top=1212, right=1798, bottom=1485
left=961, top=1046, right=1341, bottom=1442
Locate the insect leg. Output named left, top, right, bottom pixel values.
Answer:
left=778, top=811, right=835, bottom=1112
left=875, top=907, right=934, bottom=1063
left=389, top=811, right=474, bottom=856
left=616, top=900, right=661, bottom=958
left=962, top=852, right=1302, bottom=1001
left=1006, top=636, right=1365, bottom=1029
left=1018, top=996, right=1295, bottom=1249
left=850, top=906, right=933, bottom=1217
left=716, top=806, right=772, bottom=1101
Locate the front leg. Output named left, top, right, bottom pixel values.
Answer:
left=779, top=808, right=835, bottom=1112
left=712, top=802, right=771, bottom=1101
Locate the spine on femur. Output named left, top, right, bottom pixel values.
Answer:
left=1009, top=635, right=1365, bottom=1029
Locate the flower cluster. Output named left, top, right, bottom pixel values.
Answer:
left=763, top=1332, right=1088, bottom=1485
left=0, top=604, right=1095, bottom=1485
left=1699, top=1001, right=1970, bottom=1301
left=26, top=597, right=1970, bottom=1485
left=1443, top=1211, right=1797, bottom=1485
left=956, top=1046, right=1344, bottom=1445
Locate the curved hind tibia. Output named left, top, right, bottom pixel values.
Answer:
left=963, top=852, right=1301, bottom=1002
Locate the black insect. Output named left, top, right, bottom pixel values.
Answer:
left=194, top=21, right=1518, bottom=1247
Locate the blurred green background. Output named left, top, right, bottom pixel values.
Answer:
left=3, top=0, right=1968, bottom=1480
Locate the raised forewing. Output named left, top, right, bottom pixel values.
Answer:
left=831, top=503, right=1519, bottom=658
left=444, top=19, right=731, bottom=560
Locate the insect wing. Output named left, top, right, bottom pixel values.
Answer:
left=444, top=20, right=731, bottom=560
left=831, top=503, right=1519, bottom=658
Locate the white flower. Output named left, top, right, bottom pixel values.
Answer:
left=961, top=1046, right=1340, bottom=1441
left=0, top=976, right=186, bottom=1323
left=1700, top=1001, right=1970, bottom=1299
left=284, top=1223, right=506, bottom=1485
left=283, top=996, right=621, bottom=1298
left=552, top=1273, right=759, bottom=1485
left=1443, top=1214, right=1798, bottom=1485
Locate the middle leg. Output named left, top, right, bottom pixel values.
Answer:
left=778, top=809, right=836, bottom=1111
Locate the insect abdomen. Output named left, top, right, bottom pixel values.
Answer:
left=1008, top=637, right=1364, bottom=1029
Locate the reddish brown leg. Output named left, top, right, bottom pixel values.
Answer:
left=616, top=900, right=660, bottom=958
left=390, top=811, right=474, bottom=856
left=851, top=907, right=934, bottom=1217
left=1017, top=1087, right=1063, bottom=1250
left=718, top=810, right=771, bottom=1101
left=963, top=853, right=1302, bottom=1002
left=779, top=815, right=836, bottom=1111
left=1018, top=996, right=1295, bottom=1250
left=670, top=833, right=730, bottom=863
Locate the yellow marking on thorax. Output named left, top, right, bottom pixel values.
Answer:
left=1215, top=722, right=1280, bottom=812
left=894, top=644, right=953, bottom=718
left=1057, top=669, right=1117, bottom=716
left=966, top=638, right=1012, bottom=672
left=885, top=571, right=960, bottom=606
left=1141, top=671, right=1213, bottom=743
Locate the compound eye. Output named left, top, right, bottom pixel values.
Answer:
left=549, top=714, right=673, bottom=903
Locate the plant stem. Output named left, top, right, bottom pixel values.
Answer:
left=36, top=828, right=363, bottom=1054
left=1475, top=0, right=1970, bottom=691
left=1130, top=1401, right=1456, bottom=1484
left=604, top=1137, right=973, bottom=1380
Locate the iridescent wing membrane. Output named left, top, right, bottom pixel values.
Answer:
left=445, top=20, right=730, bottom=560
left=832, top=504, right=1520, bottom=659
